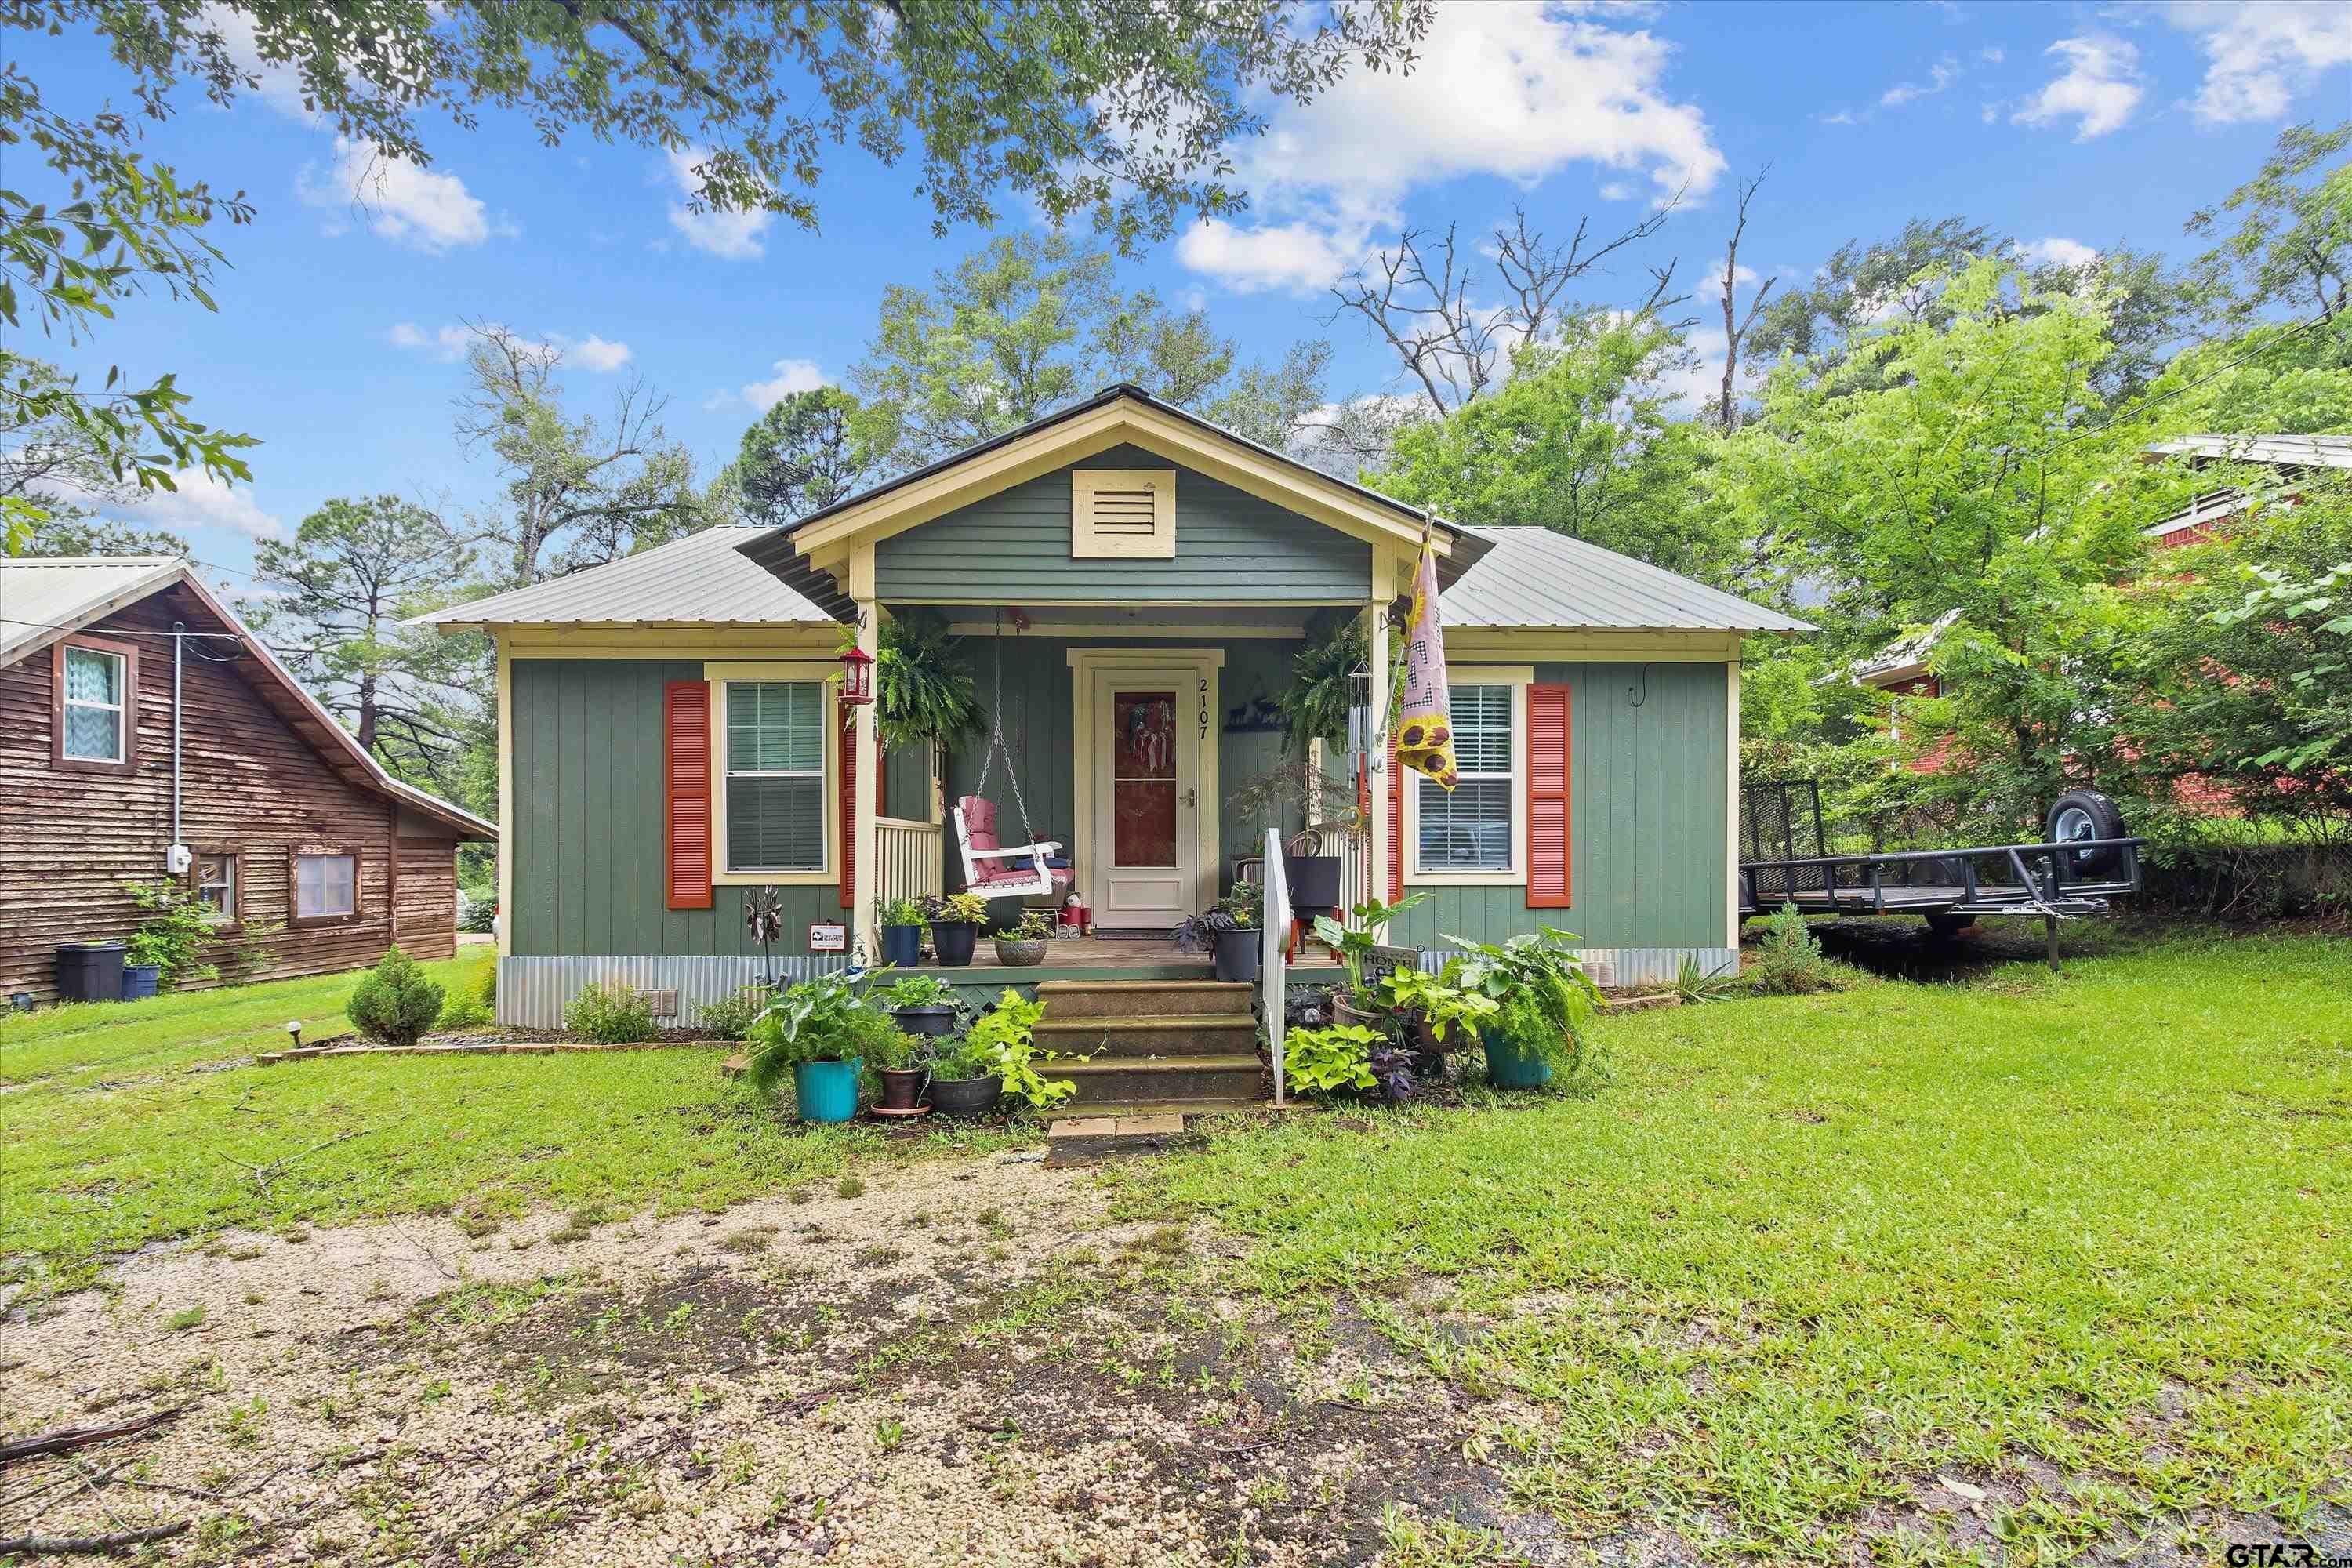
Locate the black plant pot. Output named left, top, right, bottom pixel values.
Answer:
left=932, top=921, right=980, bottom=967
left=928, top=1073, right=1002, bottom=1116
left=1212, top=927, right=1261, bottom=984
left=893, top=1004, right=959, bottom=1039
left=879, top=924, right=924, bottom=969
left=1284, top=853, right=1342, bottom=916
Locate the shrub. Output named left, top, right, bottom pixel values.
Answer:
left=436, top=991, right=494, bottom=1030
left=348, top=946, right=446, bottom=1047
left=925, top=891, right=990, bottom=925
left=122, top=879, right=220, bottom=988
left=457, top=898, right=499, bottom=935
left=697, top=985, right=768, bottom=1040
left=963, top=989, right=1076, bottom=1112
left=1283, top=1022, right=1379, bottom=1098
left=1753, top=903, right=1828, bottom=995
left=565, top=978, right=656, bottom=1044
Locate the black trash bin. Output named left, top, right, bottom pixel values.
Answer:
left=56, top=941, right=126, bottom=1003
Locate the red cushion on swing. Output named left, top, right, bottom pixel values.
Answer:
left=957, top=796, right=1000, bottom=852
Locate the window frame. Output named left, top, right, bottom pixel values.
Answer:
left=706, top=662, right=837, bottom=886
left=190, top=848, right=241, bottom=930
left=52, top=634, right=140, bottom=774
left=1404, top=666, right=1531, bottom=888
left=287, top=846, right=363, bottom=928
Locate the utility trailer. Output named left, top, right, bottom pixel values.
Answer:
left=1738, top=780, right=2146, bottom=967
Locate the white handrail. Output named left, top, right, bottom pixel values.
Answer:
left=1261, top=827, right=1290, bottom=1109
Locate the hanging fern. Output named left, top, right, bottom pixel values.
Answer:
left=871, top=610, right=982, bottom=752
left=1280, top=609, right=1406, bottom=751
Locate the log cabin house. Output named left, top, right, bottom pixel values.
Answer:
left=1, top=556, right=495, bottom=1005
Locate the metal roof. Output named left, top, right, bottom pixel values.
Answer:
left=0, top=555, right=187, bottom=666
left=2145, top=434, right=2352, bottom=470
left=5, top=556, right=495, bottom=840
left=1441, top=528, right=1813, bottom=633
left=411, top=526, right=836, bottom=630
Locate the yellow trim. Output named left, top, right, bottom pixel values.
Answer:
left=704, top=661, right=840, bottom=887
left=1067, top=648, right=1224, bottom=920
left=1072, top=467, right=1177, bottom=558
left=1403, top=666, right=1534, bottom=889
left=791, top=399, right=1447, bottom=561
left=1726, top=659, right=1743, bottom=949
left=1443, top=630, right=1744, bottom=662
left=503, top=626, right=839, bottom=659
left=942, top=620, right=1302, bottom=637
left=495, top=637, right=514, bottom=958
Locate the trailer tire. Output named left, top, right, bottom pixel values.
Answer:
left=1924, top=912, right=1976, bottom=938
left=2045, top=789, right=2125, bottom=878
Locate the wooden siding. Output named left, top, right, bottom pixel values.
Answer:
left=1386, top=660, right=1730, bottom=953
left=510, top=659, right=840, bottom=956
left=0, top=588, right=464, bottom=1003
left=877, top=444, right=1370, bottom=604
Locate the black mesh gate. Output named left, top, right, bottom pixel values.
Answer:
left=1740, top=779, right=1828, bottom=902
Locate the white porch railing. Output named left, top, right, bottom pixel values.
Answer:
left=875, top=816, right=944, bottom=909
left=1262, top=827, right=1291, bottom=1109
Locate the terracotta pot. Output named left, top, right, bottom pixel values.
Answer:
left=1330, top=992, right=1381, bottom=1030
left=877, top=1067, right=927, bottom=1112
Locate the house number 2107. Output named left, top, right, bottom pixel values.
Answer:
left=1196, top=677, right=1210, bottom=741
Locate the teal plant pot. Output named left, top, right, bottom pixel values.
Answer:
left=1481, top=1027, right=1553, bottom=1091
left=793, top=1058, right=863, bottom=1123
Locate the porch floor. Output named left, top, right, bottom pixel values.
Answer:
left=897, top=935, right=1341, bottom=985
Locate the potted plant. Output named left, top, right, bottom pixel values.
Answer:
left=1222, top=753, right=1359, bottom=919
left=1309, top=892, right=1431, bottom=1028
left=1172, top=881, right=1264, bottom=984
left=1444, top=927, right=1602, bottom=1090
left=120, top=933, right=167, bottom=1003
left=877, top=896, right=927, bottom=969
left=877, top=974, right=963, bottom=1039
left=964, top=989, right=1079, bottom=1115
left=925, top=1029, right=1003, bottom=1117
left=924, top=891, right=989, bottom=967
left=992, top=909, right=1055, bottom=967
left=867, top=1025, right=931, bottom=1115
left=744, top=970, right=898, bottom=1123
left=1374, top=965, right=1499, bottom=1060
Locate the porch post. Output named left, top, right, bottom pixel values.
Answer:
left=850, top=558, right=882, bottom=960
left=1365, top=548, right=1397, bottom=928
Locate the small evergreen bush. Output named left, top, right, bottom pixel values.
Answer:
left=348, top=946, right=446, bottom=1046
left=1753, top=903, right=1828, bottom=995
left=697, top=985, right=767, bottom=1040
left=566, top=978, right=656, bottom=1043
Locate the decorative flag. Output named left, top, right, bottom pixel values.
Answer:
left=1392, top=528, right=1457, bottom=791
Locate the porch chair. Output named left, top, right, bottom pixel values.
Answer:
left=952, top=795, right=1072, bottom=902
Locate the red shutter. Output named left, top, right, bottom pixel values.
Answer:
left=1386, top=728, right=1403, bottom=902
left=1526, top=683, right=1572, bottom=908
left=664, top=681, right=713, bottom=910
left=838, top=699, right=857, bottom=910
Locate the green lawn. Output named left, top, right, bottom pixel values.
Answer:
left=0, top=948, right=1023, bottom=1298
left=1133, top=927, right=2352, bottom=1563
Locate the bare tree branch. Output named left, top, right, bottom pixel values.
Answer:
left=1716, top=164, right=1776, bottom=430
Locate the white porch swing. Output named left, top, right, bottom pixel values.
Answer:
left=950, top=613, right=1072, bottom=903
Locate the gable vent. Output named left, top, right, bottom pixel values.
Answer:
left=1073, top=468, right=1176, bottom=558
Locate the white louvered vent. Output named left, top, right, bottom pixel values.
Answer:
left=1072, top=468, right=1176, bottom=558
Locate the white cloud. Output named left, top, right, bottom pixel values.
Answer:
left=101, top=469, right=284, bottom=541
left=388, top=321, right=470, bottom=361
left=1979, top=46, right=2005, bottom=65
left=2013, top=35, right=2144, bottom=140
left=2160, top=1, right=2352, bottom=124
left=390, top=323, right=631, bottom=372
left=1175, top=2, right=1722, bottom=296
left=738, top=358, right=828, bottom=412
left=298, top=136, right=511, bottom=251
left=1881, top=57, right=1960, bottom=107
left=551, top=334, right=633, bottom=372
left=2020, top=236, right=2100, bottom=270
left=1599, top=180, right=1636, bottom=200
left=201, top=5, right=314, bottom=121
left=666, top=148, right=774, bottom=260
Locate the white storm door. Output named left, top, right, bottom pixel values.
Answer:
left=1089, top=670, right=1197, bottom=929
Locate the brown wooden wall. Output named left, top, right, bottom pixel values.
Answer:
left=0, top=587, right=464, bottom=1003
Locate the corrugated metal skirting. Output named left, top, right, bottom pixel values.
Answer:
left=499, top=955, right=848, bottom=1029
left=1404, top=946, right=1734, bottom=990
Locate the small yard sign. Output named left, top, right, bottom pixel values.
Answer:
left=807, top=921, right=848, bottom=953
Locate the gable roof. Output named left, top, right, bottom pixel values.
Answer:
left=1445, top=528, right=1812, bottom=633
left=412, top=526, right=836, bottom=632
left=2, top=557, right=495, bottom=840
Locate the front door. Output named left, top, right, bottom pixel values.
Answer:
left=1089, top=670, right=1198, bottom=929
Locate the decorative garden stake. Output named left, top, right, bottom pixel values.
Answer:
left=746, top=887, right=786, bottom=985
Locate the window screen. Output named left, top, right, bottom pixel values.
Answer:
left=1417, top=684, right=1512, bottom=873
left=724, top=681, right=825, bottom=873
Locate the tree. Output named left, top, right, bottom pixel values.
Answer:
left=1712, top=165, right=1776, bottom=430
left=2188, top=119, right=2352, bottom=326
left=852, top=232, right=1331, bottom=469
left=251, top=495, right=485, bottom=781
left=1, top=358, right=190, bottom=555
left=1370, top=312, right=1737, bottom=583
left=1744, top=216, right=2001, bottom=368
left=735, top=387, right=874, bottom=526
left=454, top=323, right=708, bottom=585
left=1331, top=201, right=1689, bottom=423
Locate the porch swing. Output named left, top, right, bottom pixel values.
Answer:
left=951, top=612, right=1073, bottom=903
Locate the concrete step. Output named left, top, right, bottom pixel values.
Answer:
left=1042, top=1052, right=1265, bottom=1106
left=1034, top=1014, right=1258, bottom=1058
left=1036, top=978, right=1254, bottom=1020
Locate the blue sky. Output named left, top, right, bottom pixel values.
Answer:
left=26, top=0, right=2352, bottom=594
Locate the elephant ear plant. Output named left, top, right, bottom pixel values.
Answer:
left=743, top=971, right=898, bottom=1100
left=1444, top=927, right=1602, bottom=1081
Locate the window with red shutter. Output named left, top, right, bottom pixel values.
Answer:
left=1526, top=682, right=1571, bottom=908
left=665, top=681, right=713, bottom=910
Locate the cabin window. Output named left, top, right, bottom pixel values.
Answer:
left=56, top=641, right=136, bottom=767
left=194, top=852, right=238, bottom=924
left=294, top=853, right=358, bottom=920
left=1071, top=468, right=1176, bottom=558
left=722, top=679, right=826, bottom=873
left=1415, top=684, right=1515, bottom=875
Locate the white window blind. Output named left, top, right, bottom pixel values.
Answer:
left=724, top=681, right=826, bottom=873
left=1417, top=684, right=1513, bottom=873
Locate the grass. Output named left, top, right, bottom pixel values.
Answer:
left=0, top=947, right=1032, bottom=1297
left=1133, top=927, right=2352, bottom=1563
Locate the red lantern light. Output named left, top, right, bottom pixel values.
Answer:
left=838, top=643, right=876, bottom=706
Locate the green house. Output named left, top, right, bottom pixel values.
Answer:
left=420, top=386, right=1809, bottom=1030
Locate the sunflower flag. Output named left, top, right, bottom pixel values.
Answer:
left=1392, top=529, right=1457, bottom=791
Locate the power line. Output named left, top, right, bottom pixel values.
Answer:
left=2027, top=313, right=2332, bottom=462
